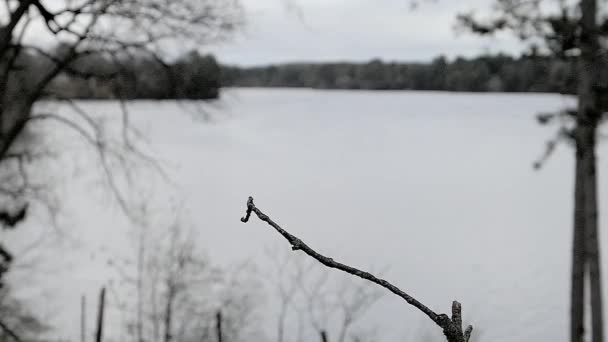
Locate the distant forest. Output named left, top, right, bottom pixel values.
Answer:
left=41, top=47, right=223, bottom=100
left=39, top=50, right=580, bottom=99
left=221, top=53, right=579, bottom=94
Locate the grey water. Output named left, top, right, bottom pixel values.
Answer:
left=11, top=88, right=598, bottom=342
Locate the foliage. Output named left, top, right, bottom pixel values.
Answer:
left=222, top=53, right=578, bottom=93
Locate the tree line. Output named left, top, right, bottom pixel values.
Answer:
left=40, top=48, right=223, bottom=100
left=221, top=53, right=578, bottom=93
left=28, top=49, right=582, bottom=99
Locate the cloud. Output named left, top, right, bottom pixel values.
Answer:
left=210, top=0, right=525, bottom=65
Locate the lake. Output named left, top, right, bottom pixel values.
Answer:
left=8, top=88, right=601, bottom=342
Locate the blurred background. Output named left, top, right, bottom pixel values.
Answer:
left=0, top=1, right=606, bottom=342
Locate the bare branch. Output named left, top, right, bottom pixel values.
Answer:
left=0, top=319, right=22, bottom=342
left=533, top=109, right=576, bottom=170
left=0, top=204, right=27, bottom=228
left=240, top=197, right=438, bottom=322
left=240, top=196, right=474, bottom=342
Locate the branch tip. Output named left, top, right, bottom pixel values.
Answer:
left=451, top=300, right=462, bottom=326
left=240, top=196, right=254, bottom=222
left=464, top=325, right=473, bottom=342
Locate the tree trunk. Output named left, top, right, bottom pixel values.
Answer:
left=163, top=285, right=175, bottom=342
left=585, top=131, right=603, bottom=342
left=571, top=148, right=586, bottom=342
left=277, top=300, right=291, bottom=342
left=81, top=295, right=87, bottom=342
left=216, top=311, right=223, bottom=342
left=576, top=1, right=604, bottom=342
left=152, top=277, right=160, bottom=342
left=320, top=330, right=328, bottom=342
left=337, top=321, right=350, bottom=342
left=95, top=288, right=106, bottom=342
left=137, top=229, right=145, bottom=342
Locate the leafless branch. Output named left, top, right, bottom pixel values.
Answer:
left=241, top=196, right=473, bottom=342
left=0, top=319, right=22, bottom=342
left=0, top=204, right=27, bottom=228
left=533, top=109, right=576, bottom=170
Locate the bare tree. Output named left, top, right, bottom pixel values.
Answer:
left=109, top=207, right=262, bottom=342
left=334, top=276, right=383, bottom=342
left=264, top=248, right=303, bottom=342
left=0, top=0, right=243, bottom=235
left=0, top=0, right=242, bottom=334
left=0, top=0, right=241, bottom=224
left=241, top=197, right=473, bottom=342
left=157, top=222, right=212, bottom=342
left=457, top=1, right=607, bottom=341
left=265, top=247, right=383, bottom=342
left=111, top=214, right=213, bottom=342
left=210, top=261, right=264, bottom=342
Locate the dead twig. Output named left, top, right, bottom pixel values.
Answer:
left=240, top=196, right=473, bottom=342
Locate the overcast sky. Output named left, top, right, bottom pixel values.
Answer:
left=209, top=0, right=526, bottom=66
